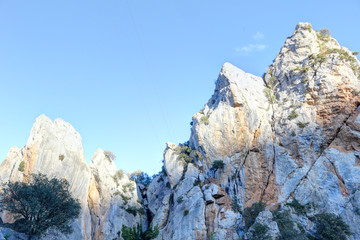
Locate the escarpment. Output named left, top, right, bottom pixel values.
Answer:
left=1, top=22, right=360, bottom=239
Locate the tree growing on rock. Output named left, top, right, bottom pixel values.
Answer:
left=0, top=174, right=81, bottom=237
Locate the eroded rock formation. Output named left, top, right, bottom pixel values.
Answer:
left=1, top=22, right=360, bottom=239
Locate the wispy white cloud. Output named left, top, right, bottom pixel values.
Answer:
left=253, top=31, right=264, bottom=41
left=234, top=44, right=267, bottom=55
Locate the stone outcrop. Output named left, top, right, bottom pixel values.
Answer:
left=1, top=22, right=360, bottom=239
left=0, top=115, right=145, bottom=240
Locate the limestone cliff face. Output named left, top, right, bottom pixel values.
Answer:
left=146, top=22, right=360, bottom=240
left=0, top=115, right=145, bottom=240
left=1, top=22, right=360, bottom=240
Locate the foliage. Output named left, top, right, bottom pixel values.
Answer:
left=59, top=154, right=65, bottom=161
left=121, top=223, right=159, bottom=240
left=104, top=150, right=116, bottom=161
left=125, top=206, right=145, bottom=217
left=193, top=179, right=201, bottom=187
left=18, top=161, right=24, bottom=172
left=0, top=174, right=80, bottom=236
left=250, top=222, right=271, bottom=240
left=113, top=170, right=124, bottom=185
left=130, top=170, right=152, bottom=186
left=183, top=210, right=189, bottom=216
left=120, top=193, right=131, bottom=205
left=179, top=153, right=193, bottom=163
left=318, top=29, right=331, bottom=41
left=291, top=131, right=296, bottom=137
left=273, top=209, right=306, bottom=240
left=232, top=197, right=242, bottom=213
left=297, top=122, right=309, bottom=128
left=304, top=24, right=312, bottom=32
left=309, top=53, right=326, bottom=65
left=243, top=201, right=265, bottom=229
left=175, top=144, right=194, bottom=164
left=325, top=48, right=360, bottom=76
left=211, top=160, right=225, bottom=170
left=288, top=110, right=299, bottom=120
left=177, top=196, right=183, bottom=203
left=313, top=213, right=351, bottom=240
left=285, top=199, right=307, bottom=215
left=200, top=116, right=210, bottom=125
left=293, top=66, right=310, bottom=73
left=122, top=182, right=135, bottom=193
left=169, top=193, right=174, bottom=204
left=193, top=150, right=203, bottom=160
left=263, top=88, right=276, bottom=104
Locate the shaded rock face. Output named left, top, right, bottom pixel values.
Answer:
left=1, top=22, right=360, bottom=240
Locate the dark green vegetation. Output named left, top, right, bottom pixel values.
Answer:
left=130, top=171, right=152, bottom=186
left=211, top=160, right=225, bottom=170
left=121, top=223, right=159, bottom=240
left=250, top=222, right=271, bottom=240
left=0, top=174, right=80, bottom=237
left=311, top=213, right=351, bottom=240
left=243, top=200, right=352, bottom=240
left=273, top=209, right=306, bottom=240
left=243, top=201, right=265, bottom=229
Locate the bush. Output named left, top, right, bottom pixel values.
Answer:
left=113, top=170, right=124, bottom=185
left=297, top=122, right=309, bottom=128
left=211, top=160, right=225, bottom=170
left=0, top=174, right=80, bottom=237
left=243, top=201, right=265, bottom=229
left=18, top=161, right=24, bottom=172
left=232, top=197, right=242, bottom=213
left=319, top=28, right=330, bottom=37
left=288, top=110, right=298, bottom=120
left=250, top=222, right=271, bottom=240
left=318, top=29, right=331, bottom=41
left=184, top=210, right=189, bottom=216
left=175, top=144, right=194, bottom=164
left=177, top=196, right=183, bottom=203
left=200, top=116, right=209, bottom=125
left=59, top=154, right=65, bottom=161
left=122, top=182, right=135, bottom=193
left=130, top=171, right=152, bottom=186
left=104, top=150, right=116, bottom=161
left=264, top=88, right=275, bottom=104
left=121, top=223, right=159, bottom=240
left=273, top=209, right=305, bottom=240
left=313, top=213, right=351, bottom=240
left=285, top=199, right=307, bottom=215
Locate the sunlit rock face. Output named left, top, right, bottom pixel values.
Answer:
left=1, top=22, right=360, bottom=240
left=0, top=116, right=145, bottom=240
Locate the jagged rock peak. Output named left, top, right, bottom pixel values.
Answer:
left=27, top=114, right=83, bottom=152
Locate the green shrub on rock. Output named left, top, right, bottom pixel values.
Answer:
left=121, top=223, right=159, bottom=240
left=312, top=213, right=351, bottom=240
left=243, top=201, right=265, bottom=229
left=211, top=160, right=225, bottom=170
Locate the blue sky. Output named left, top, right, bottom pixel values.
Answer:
left=1, top=0, right=359, bottom=175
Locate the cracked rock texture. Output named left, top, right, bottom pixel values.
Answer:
left=1, top=22, right=360, bottom=239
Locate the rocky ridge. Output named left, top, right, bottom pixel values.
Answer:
left=1, top=22, right=360, bottom=239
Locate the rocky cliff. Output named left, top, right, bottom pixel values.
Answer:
left=1, top=22, right=360, bottom=240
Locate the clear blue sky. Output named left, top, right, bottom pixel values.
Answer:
left=1, top=0, right=359, bottom=175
